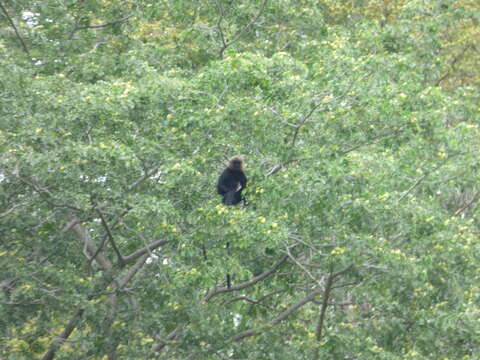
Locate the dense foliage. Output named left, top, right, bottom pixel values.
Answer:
left=1, top=0, right=479, bottom=359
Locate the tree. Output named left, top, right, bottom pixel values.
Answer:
left=1, top=0, right=479, bottom=359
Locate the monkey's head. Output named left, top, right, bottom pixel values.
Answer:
left=228, top=156, right=244, bottom=171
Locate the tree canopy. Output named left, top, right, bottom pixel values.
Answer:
left=1, top=0, right=479, bottom=359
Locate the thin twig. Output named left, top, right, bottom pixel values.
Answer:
left=315, top=268, right=334, bottom=342
left=397, top=149, right=480, bottom=203
left=453, top=191, right=480, bottom=217
left=152, top=324, right=185, bottom=353
left=435, top=44, right=472, bottom=87
left=72, top=14, right=133, bottom=33
left=42, top=254, right=148, bottom=360
left=216, top=0, right=268, bottom=58
left=89, top=204, right=132, bottom=267
left=96, top=207, right=124, bottom=266
left=285, top=245, right=320, bottom=285
left=396, top=168, right=437, bottom=203
left=127, top=166, right=160, bottom=191
left=223, top=289, right=285, bottom=307
left=340, top=126, right=405, bottom=155
left=290, top=102, right=323, bottom=147
left=204, top=255, right=289, bottom=301
left=123, top=239, right=169, bottom=264
left=0, top=2, right=30, bottom=55
left=231, top=287, right=323, bottom=341
left=266, top=158, right=303, bottom=177
left=42, top=309, right=84, bottom=360
left=0, top=202, right=27, bottom=218
left=70, top=218, right=112, bottom=270
left=16, top=175, right=82, bottom=211
left=290, top=71, right=372, bottom=147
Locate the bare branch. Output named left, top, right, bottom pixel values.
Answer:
left=114, top=254, right=149, bottom=290
left=290, top=102, right=324, bottom=148
left=42, top=249, right=148, bottom=360
left=127, top=166, right=160, bottom=191
left=285, top=244, right=321, bottom=285
left=340, top=126, right=405, bottom=155
left=0, top=2, right=30, bottom=55
left=204, top=255, right=288, bottom=301
left=95, top=207, right=124, bottom=266
left=232, top=287, right=323, bottom=341
left=70, top=217, right=112, bottom=270
left=16, top=175, right=82, bottom=211
left=397, top=149, right=478, bottom=203
left=217, top=0, right=269, bottom=58
left=400, top=172, right=430, bottom=202
left=227, top=0, right=268, bottom=46
left=224, top=295, right=265, bottom=305
left=88, top=166, right=157, bottom=266
left=152, top=325, right=185, bottom=353
left=435, top=44, right=473, bottom=87
left=123, top=239, right=169, bottom=264
left=42, top=309, right=84, bottom=360
left=61, top=218, right=80, bottom=233
left=0, top=202, right=27, bottom=218
left=223, top=289, right=285, bottom=307
left=331, top=280, right=361, bottom=290
left=72, top=14, right=133, bottom=33
left=266, top=158, right=303, bottom=177
left=313, top=264, right=354, bottom=359
left=214, top=0, right=228, bottom=53
left=290, top=71, right=372, bottom=147
left=315, top=269, right=334, bottom=342
left=453, top=191, right=480, bottom=217
left=331, top=264, right=354, bottom=280
left=88, top=205, right=133, bottom=267
left=231, top=264, right=354, bottom=343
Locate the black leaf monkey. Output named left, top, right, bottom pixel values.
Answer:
left=216, top=156, right=247, bottom=288
left=217, top=156, right=247, bottom=205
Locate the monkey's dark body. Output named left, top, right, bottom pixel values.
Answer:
left=217, top=168, right=247, bottom=205
left=217, top=157, right=247, bottom=289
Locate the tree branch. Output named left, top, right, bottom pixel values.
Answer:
left=223, top=289, right=285, bottom=306
left=315, top=269, right=334, bottom=342
left=453, top=191, right=480, bottom=217
left=72, top=14, right=133, bottom=33
left=290, top=102, right=324, bottom=148
left=127, top=165, right=160, bottom=191
left=231, top=264, right=354, bottom=343
left=0, top=2, right=30, bottom=55
left=231, top=287, right=323, bottom=341
left=42, top=253, right=148, bottom=360
left=204, top=255, right=288, bottom=301
left=16, top=175, right=82, bottom=211
left=398, top=171, right=429, bottom=201
left=41, top=309, right=84, bottom=360
left=114, top=253, right=149, bottom=290
left=266, top=158, right=303, bottom=177
left=0, top=202, right=27, bottom=218
left=216, top=0, right=268, bottom=58
left=339, top=126, right=405, bottom=155
left=96, top=207, right=124, bottom=266
left=152, top=324, right=185, bottom=353
left=435, top=44, right=472, bottom=87
left=70, top=217, right=112, bottom=270
left=123, top=239, right=169, bottom=264
left=89, top=205, right=132, bottom=267
left=290, top=71, right=372, bottom=147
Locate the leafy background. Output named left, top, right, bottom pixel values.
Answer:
left=1, top=0, right=479, bottom=359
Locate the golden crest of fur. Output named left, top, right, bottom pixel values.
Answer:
left=228, top=156, right=244, bottom=171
